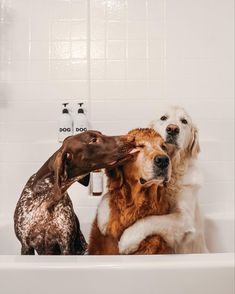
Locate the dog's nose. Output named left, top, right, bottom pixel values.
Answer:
left=166, top=124, right=180, bottom=135
left=154, top=156, right=169, bottom=169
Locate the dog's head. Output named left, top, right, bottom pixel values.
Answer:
left=106, top=128, right=176, bottom=190
left=150, top=106, right=200, bottom=159
left=46, top=130, right=137, bottom=209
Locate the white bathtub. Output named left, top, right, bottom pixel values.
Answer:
left=0, top=210, right=234, bottom=294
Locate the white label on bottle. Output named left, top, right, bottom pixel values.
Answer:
left=75, top=127, right=88, bottom=134
left=58, top=122, right=73, bottom=143
left=74, top=118, right=88, bottom=135
left=92, top=172, right=103, bottom=194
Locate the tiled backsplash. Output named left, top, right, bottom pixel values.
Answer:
left=0, top=0, right=234, bottom=217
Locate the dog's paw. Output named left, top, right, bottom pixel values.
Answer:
left=119, top=236, right=139, bottom=254
left=119, top=227, right=144, bottom=254
left=182, top=227, right=196, bottom=243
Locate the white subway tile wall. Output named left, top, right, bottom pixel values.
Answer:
left=0, top=0, right=234, bottom=218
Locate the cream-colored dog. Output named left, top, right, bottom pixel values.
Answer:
left=118, top=106, right=208, bottom=254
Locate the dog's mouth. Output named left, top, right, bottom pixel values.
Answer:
left=139, top=174, right=170, bottom=187
left=108, top=148, right=140, bottom=167
left=165, top=134, right=178, bottom=146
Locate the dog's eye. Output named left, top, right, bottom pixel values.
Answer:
left=161, top=144, right=167, bottom=151
left=160, top=115, right=168, bottom=121
left=66, top=152, right=73, bottom=160
left=90, top=137, right=97, bottom=143
left=137, top=144, right=145, bottom=148
left=181, top=118, right=188, bottom=125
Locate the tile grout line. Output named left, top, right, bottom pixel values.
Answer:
left=163, top=0, right=167, bottom=100
left=104, top=0, right=108, bottom=89
left=87, top=0, right=91, bottom=123
left=146, top=0, right=149, bottom=87
left=125, top=0, right=128, bottom=80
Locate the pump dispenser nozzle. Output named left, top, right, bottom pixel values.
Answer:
left=62, top=103, right=69, bottom=114
left=78, top=103, right=85, bottom=114
left=58, top=102, right=73, bottom=143
left=74, top=102, right=89, bottom=134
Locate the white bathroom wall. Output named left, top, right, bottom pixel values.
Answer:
left=0, top=0, right=234, bottom=219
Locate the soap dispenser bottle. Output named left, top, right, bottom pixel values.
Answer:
left=91, top=169, right=103, bottom=196
left=58, top=103, right=73, bottom=143
left=74, top=103, right=89, bottom=135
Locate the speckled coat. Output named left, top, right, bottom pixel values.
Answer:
left=14, top=131, right=136, bottom=255
left=14, top=174, right=87, bottom=255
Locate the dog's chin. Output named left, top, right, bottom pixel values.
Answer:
left=139, top=174, right=169, bottom=187
left=165, top=135, right=178, bottom=146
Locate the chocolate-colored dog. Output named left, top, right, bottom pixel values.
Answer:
left=14, top=131, right=136, bottom=255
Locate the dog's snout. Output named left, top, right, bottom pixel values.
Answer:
left=166, top=124, right=180, bottom=135
left=120, top=135, right=136, bottom=148
left=154, top=156, right=169, bottom=169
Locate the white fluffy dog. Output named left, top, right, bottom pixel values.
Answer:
left=118, top=106, right=208, bottom=254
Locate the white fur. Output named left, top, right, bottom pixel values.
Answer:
left=119, top=106, right=208, bottom=254
left=97, top=193, right=110, bottom=235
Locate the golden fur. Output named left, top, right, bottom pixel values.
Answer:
left=88, top=128, right=180, bottom=255
left=118, top=106, right=208, bottom=254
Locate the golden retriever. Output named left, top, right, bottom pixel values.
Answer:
left=119, top=106, right=208, bottom=254
left=88, top=128, right=178, bottom=255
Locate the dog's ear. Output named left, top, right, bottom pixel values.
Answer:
left=47, top=147, right=72, bottom=211
left=77, top=174, right=90, bottom=187
left=188, top=126, right=200, bottom=158
left=105, top=167, right=124, bottom=190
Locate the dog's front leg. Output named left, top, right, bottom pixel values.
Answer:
left=97, top=193, right=111, bottom=235
left=118, top=212, right=195, bottom=254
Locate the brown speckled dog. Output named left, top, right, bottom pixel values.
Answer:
left=14, top=131, right=136, bottom=255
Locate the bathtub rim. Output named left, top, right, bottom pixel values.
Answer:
left=0, top=253, right=234, bottom=271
